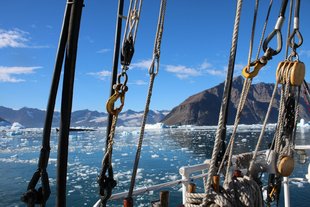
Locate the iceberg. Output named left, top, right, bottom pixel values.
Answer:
left=10, top=122, right=25, bottom=130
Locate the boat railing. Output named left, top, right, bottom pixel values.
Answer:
left=93, top=146, right=310, bottom=207
left=93, top=160, right=211, bottom=207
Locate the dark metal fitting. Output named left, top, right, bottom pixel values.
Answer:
left=121, top=36, right=135, bottom=66
left=117, top=72, right=128, bottom=86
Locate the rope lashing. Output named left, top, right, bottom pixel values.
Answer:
left=21, top=169, right=51, bottom=206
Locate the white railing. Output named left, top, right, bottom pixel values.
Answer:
left=93, top=160, right=211, bottom=207
left=93, top=145, right=310, bottom=207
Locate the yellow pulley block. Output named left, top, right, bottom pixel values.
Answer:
left=276, top=61, right=305, bottom=86
left=277, top=156, right=295, bottom=177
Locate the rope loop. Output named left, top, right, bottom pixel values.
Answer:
left=148, top=57, right=160, bottom=75
left=21, top=169, right=51, bottom=205
left=97, top=175, right=117, bottom=206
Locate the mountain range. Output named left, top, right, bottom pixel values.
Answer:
left=162, top=76, right=310, bottom=126
left=1, top=76, right=309, bottom=128
left=0, top=107, right=169, bottom=128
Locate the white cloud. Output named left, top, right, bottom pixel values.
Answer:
left=129, top=80, right=148, bottom=85
left=300, top=50, right=310, bottom=58
left=199, top=60, right=213, bottom=70
left=96, top=48, right=110, bottom=54
left=165, top=65, right=201, bottom=79
left=0, top=66, right=41, bottom=83
left=0, top=28, right=29, bottom=48
left=0, top=28, right=49, bottom=48
left=87, top=70, right=112, bottom=80
left=131, top=59, right=153, bottom=70
left=206, top=69, right=226, bottom=76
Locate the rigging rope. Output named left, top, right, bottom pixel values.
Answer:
left=204, top=0, right=243, bottom=194
left=222, top=0, right=261, bottom=187
left=126, top=0, right=167, bottom=202
left=98, top=1, right=143, bottom=205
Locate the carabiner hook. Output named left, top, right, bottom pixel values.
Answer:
left=106, top=84, right=127, bottom=116
left=242, top=60, right=266, bottom=79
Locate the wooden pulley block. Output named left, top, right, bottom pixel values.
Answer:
left=277, top=156, right=295, bottom=177
left=276, top=61, right=305, bottom=86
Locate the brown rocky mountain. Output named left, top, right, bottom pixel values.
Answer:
left=162, top=76, right=310, bottom=126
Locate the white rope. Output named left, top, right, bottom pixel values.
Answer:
left=248, top=80, right=279, bottom=176
left=223, top=78, right=252, bottom=186
left=127, top=0, right=167, bottom=198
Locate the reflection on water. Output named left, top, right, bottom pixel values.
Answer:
left=0, top=125, right=309, bottom=206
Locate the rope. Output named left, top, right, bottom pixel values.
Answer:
left=101, top=116, right=118, bottom=166
left=127, top=0, right=167, bottom=199
left=205, top=0, right=243, bottom=193
left=248, top=80, right=278, bottom=176
left=122, top=0, right=143, bottom=46
left=223, top=79, right=252, bottom=186
left=199, top=177, right=263, bottom=207
left=221, top=0, right=261, bottom=186
left=127, top=73, right=156, bottom=198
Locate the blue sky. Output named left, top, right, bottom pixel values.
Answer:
left=1, top=0, right=310, bottom=112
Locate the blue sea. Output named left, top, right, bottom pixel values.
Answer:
left=0, top=125, right=310, bottom=207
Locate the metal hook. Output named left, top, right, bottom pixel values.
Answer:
left=242, top=60, right=266, bottom=79
left=106, top=84, right=127, bottom=116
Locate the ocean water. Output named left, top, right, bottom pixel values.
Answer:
left=0, top=125, right=310, bottom=207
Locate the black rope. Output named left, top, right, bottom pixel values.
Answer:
left=279, top=0, right=289, bottom=17
left=21, top=1, right=73, bottom=206
left=56, top=0, right=84, bottom=206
